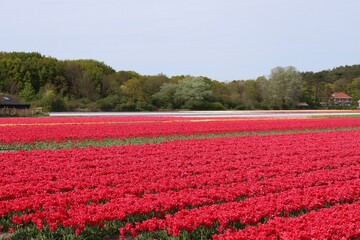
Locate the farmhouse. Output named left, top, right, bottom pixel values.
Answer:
left=0, top=94, right=35, bottom=116
left=328, top=92, right=352, bottom=107
left=0, top=94, right=30, bottom=109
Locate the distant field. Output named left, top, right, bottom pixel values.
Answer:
left=0, top=116, right=359, bottom=239
left=48, top=109, right=360, bottom=118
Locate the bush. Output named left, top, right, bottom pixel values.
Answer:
left=235, top=105, right=246, bottom=110
left=136, top=102, right=156, bottom=111
left=183, top=100, right=216, bottom=110
left=39, top=90, right=66, bottom=112
left=328, top=105, right=352, bottom=110
left=255, top=103, right=269, bottom=110
left=96, top=95, right=120, bottom=111
left=272, top=106, right=280, bottom=110
left=116, top=102, right=137, bottom=111
left=210, top=102, right=227, bottom=110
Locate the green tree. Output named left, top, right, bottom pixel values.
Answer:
left=152, top=76, right=213, bottom=109
left=321, top=83, right=334, bottom=103
left=100, top=73, right=123, bottom=97
left=19, top=80, right=35, bottom=102
left=39, top=87, right=66, bottom=112
left=268, top=66, right=302, bottom=109
left=63, top=59, right=115, bottom=100
left=152, top=82, right=178, bottom=109
left=141, top=74, right=170, bottom=100
left=348, top=77, right=360, bottom=105
left=210, top=80, right=237, bottom=108
left=96, top=95, right=121, bottom=111
left=2, top=77, right=19, bottom=95
left=118, top=71, right=140, bottom=84
left=254, top=76, right=270, bottom=109
left=121, top=78, right=145, bottom=102
left=333, top=78, right=352, bottom=93
left=174, top=76, right=213, bottom=107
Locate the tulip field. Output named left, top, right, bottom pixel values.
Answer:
left=0, top=116, right=360, bottom=239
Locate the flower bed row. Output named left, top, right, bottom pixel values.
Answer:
left=0, top=116, right=187, bottom=124
left=2, top=117, right=360, bottom=144
left=1, top=129, right=360, bottom=238
left=122, top=179, right=360, bottom=238
left=214, top=201, right=360, bottom=240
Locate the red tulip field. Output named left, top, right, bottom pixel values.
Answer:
left=0, top=116, right=360, bottom=239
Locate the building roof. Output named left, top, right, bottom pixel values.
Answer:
left=296, top=102, right=309, bottom=107
left=331, top=92, right=352, bottom=99
left=0, top=94, right=30, bottom=107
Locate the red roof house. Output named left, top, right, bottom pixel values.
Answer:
left=329, top=92, right=352, bottom=107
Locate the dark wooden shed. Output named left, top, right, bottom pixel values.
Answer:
left=0, top=95, right=30, bottom=109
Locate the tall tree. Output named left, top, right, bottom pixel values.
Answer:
left=152, top=76, right=213, bottom=109
left=268, top=66, right=302, bottom=109
left=141, top=74, right=170, bottom=101
left=333, top=78, right=352, bottom=93
left=348, top=77, right=360, bottom=104
left=174, top=76, right=213, bottom=108
left=151, top=82, right=178, bottom=109
left=121, top=78, right=145, bottom=102
left=19, top=80, right=35, bottom=102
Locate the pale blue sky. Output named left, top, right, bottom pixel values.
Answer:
left=1, top=0, right=359, bottom=81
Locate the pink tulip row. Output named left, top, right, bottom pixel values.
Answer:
left=1, top=128, right=360, bottom=238
left=214, top=201, right=360, bottom=240
left=2, top=117, right=360, bottom=144
left=4, top=157, right=359, bottom=232
left=1, top=130, right=360, bottom=202
left=0, top=116, right=189, bottom=124
left=122, top=179, right=360, bottom=238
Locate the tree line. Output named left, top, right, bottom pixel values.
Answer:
left=1, top=51, right=360, bottom=112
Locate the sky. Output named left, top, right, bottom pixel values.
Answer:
left=1, top=0, right=360, bottom=81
